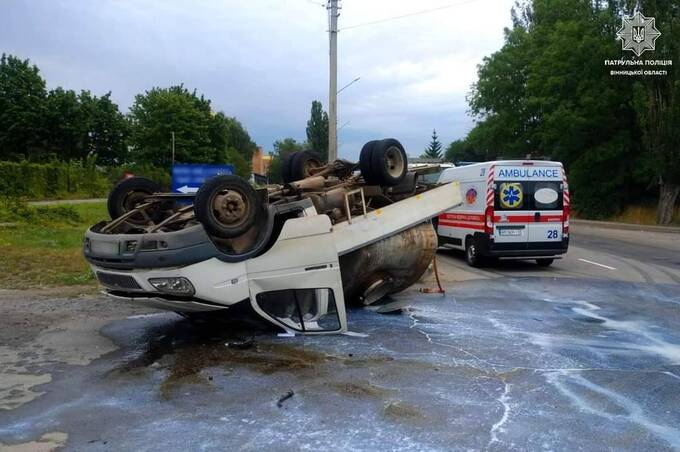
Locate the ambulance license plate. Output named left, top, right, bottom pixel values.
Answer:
left=498, top=229, right=522, bottom=236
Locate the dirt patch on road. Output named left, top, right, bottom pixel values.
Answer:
left=156, top=342, right=339, bottom=397
left=0, top=289, right=151, bottom=411
left=0, top=431, right=68, bottom=452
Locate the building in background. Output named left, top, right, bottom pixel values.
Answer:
left=251, top=147, right=272, bottom=184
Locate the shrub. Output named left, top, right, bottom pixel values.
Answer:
left=0, top=160, right=170, bottom=200
left=0, top=197, right=81, bottom=224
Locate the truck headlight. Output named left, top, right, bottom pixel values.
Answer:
left=148, top=277, right=195, bottom=296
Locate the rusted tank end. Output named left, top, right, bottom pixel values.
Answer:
left=339, top=222, right=437, bottom=305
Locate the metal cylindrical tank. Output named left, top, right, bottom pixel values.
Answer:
left=338, top=222, right=437, bottom=306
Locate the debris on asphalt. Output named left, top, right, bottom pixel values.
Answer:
left=224, top=339, right=254, bottom=350
left=276, top=390, right=295, bottom=408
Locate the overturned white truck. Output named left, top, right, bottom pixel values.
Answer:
left=83, top=139, right=462, bottom=334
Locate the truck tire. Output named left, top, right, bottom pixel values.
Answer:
left=283, top=151, right=323, bottom=183
left=194, top=175, right=260, bottom=239
left=359, top=140, right=380, bottom=184
left=536, top=258, right=554, bottom=267
left=370, top=138, right=407, bottom=186
left=281, top=153, right=294, bottom=184
left=107, top=177, right=161, bottom=221
left=465, top=237, right=482, bottom=267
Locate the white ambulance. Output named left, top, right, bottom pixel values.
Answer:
left=436, top=160, right=569, bottom=267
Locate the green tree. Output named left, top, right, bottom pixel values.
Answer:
left=128, top=85, right=214, bottom=167
left=306, top=100, right=328, bottom=162
left=44, top=89, right=129, bottom=164
left=445, top=138, right=489, bottom=163
left=268, top=138, right=306, bottom=183
left=421, top=129, right=443, bottom=159
left=208, top=112, right=256, bottom=177
left=44, top=87, right=84, bottom=161
left=0, top=54, right=48, bottom=160
left=467, top=0, right=640, bottom=218
left=469, top=24, right=535, bottom=157
left=630, top=0, right=680, bottom=224
left=129, top=86, right=256, bottom=173
left=81, top=91, right=129, bottom=165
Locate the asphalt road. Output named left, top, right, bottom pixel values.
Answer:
left=1, top=224, right=679, bottom=451
left=434, top=223, right=680, bottom=285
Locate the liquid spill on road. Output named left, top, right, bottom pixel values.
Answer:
left=108, top=319, right=442, bottom=403
left=324, top=381, right=393, bottom=399
left=383, top=401, right=426, bottom=422
left=4, top=278, right=679, bottom=451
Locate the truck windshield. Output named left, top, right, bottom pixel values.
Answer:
left=495, top=181, right=563, bottom=211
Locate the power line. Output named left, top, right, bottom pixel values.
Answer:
left=339, top=0, right=485, bottom=31
left=301, top=0, right=325, bottom=7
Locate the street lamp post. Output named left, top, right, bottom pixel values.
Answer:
left=337, top=77, right=360, bottom=95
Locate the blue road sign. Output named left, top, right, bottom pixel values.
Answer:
left=171, top=163, right=235, bottom=194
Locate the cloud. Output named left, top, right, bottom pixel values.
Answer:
left=0, top=0, right=514, bottom=159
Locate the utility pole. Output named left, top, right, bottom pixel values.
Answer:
left=327, top=0, right=338, bottom=163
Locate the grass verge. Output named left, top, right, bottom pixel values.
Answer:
left=0, top=202, right=105, bottom=290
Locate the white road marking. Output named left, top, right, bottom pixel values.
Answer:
left=578, top=258, right=617, bottom=270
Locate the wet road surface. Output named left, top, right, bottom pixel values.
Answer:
left=435, top=223, right=680, bottom=285
left=1, top=278, right=680, bottom=450
left=1, top=224, right=679, bottom=451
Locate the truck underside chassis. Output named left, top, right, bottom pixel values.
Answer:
left=84, top=139, right=463, bottom=333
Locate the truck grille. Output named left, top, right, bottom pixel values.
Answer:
left=96, top=272, right=142, bottom=290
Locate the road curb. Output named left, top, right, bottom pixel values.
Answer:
left=572, top=218, right=680, bottom=234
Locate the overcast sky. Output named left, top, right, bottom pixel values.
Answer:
left=1, top=0, right=515, bottom=159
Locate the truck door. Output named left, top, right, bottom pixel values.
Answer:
left=526, top=181, right=564, bottom=244
left=245, top=214, right=347, bottom=334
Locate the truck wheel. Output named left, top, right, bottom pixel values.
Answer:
left=465, top=237, right=482, bottom=267
left=359, top=140, right=380, bottom=184
left=370, top=138, right=407, bottom=186
left=281, top=153, right=294, bottom=184
left=283, top=151, right=323, bottom=183
left=194, top=175, right=260, bottom=239
left=107, top=177, right=161, bottom=222
left=536, top=258, right=554, bottom=267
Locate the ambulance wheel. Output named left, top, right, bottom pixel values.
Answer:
left=194, top=175, right=260, bottom=239
left=370, top=138, right=407, bottom=186
left=536, top=258, right=554, bottom=267
left=107, top=177, right=162, bottom=223
left=465, top=237, right=482, bottom=267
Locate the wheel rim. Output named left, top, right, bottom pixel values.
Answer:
left=122, top=190, right=152, bottom=223
left=384, top=146, right=405, bottom=178
left=123, top=191, right=148, bottom=211
left=468, top=244, right=476, bottom=260
left=211, top=189, right=251, bottom=229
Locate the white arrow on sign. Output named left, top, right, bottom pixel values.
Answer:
left=177, top=185, right=199, bottom=194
